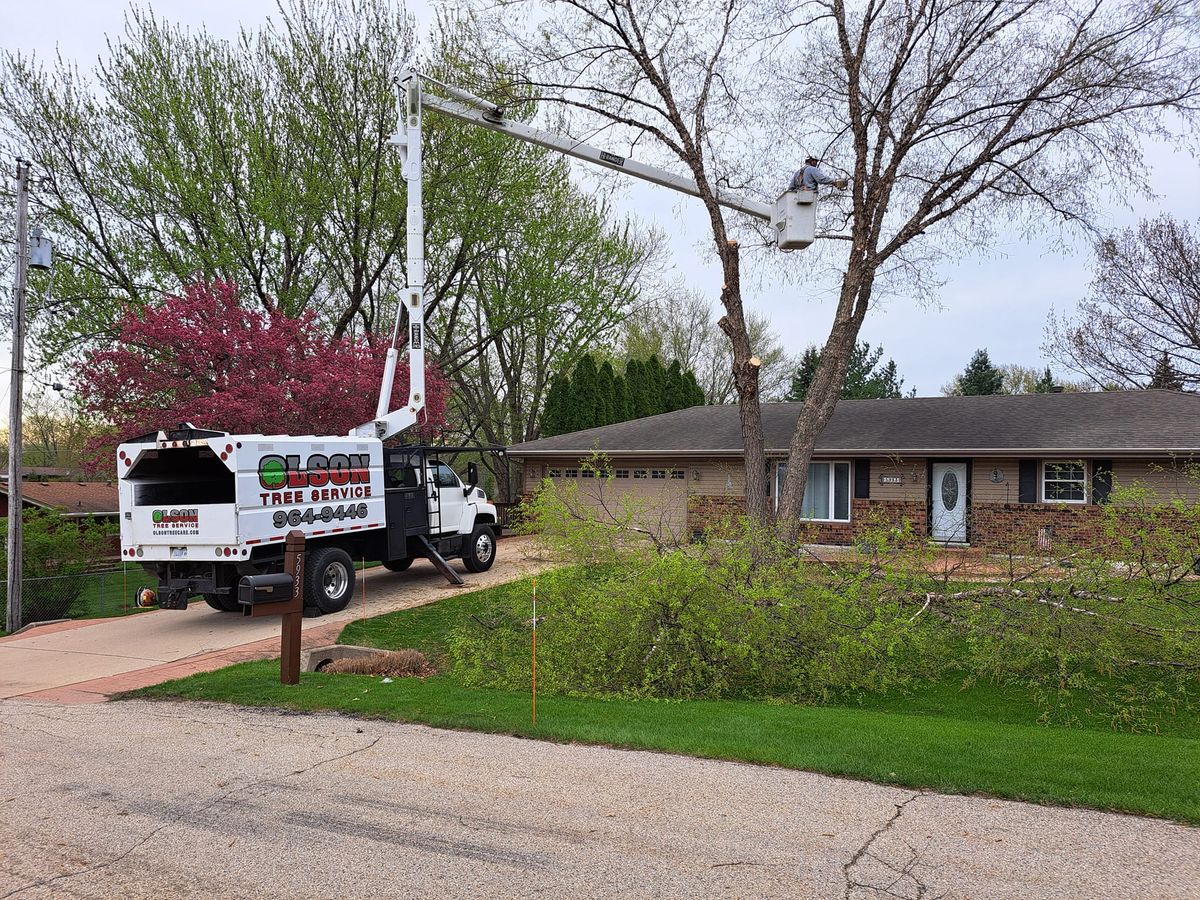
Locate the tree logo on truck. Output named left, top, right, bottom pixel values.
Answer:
left=257, top=453, right=371, bottom=490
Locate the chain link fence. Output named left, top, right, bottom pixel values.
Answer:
left=5, top=566, right=159, bottom=627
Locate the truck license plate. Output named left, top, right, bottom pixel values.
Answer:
left=171, top=547, right=187, bottom=559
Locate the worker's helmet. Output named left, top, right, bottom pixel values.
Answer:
left=805, top=155, right=819, bottom=164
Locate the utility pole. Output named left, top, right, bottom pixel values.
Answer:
left=6, top=160, right=31, bottom=634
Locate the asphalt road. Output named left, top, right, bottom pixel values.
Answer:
left=1, top=700, right=1197, bottom=899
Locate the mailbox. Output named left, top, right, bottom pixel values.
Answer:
left=239, top=573, right=296, bottom=615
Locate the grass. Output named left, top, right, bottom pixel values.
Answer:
left=132, top=575, right=1200, bottom=824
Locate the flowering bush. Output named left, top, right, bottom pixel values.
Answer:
left=75, top=281, right=448, bottom=471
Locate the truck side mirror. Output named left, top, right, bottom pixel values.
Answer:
left=465, top=461, right=479, bottom=495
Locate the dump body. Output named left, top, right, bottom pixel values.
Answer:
left=118, top=433, right=386, bottom=563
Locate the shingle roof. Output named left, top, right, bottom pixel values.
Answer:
left=507, top=391, right=1200, bottom=457
left=0, top=481, right=119, bottom=515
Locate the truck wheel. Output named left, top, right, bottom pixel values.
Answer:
left=306, top=547, right=356, bottom=614
left=462, top=524, right=496, bottom=573
left=204, top=594, right=240, bottom=612
left=383, top=557, right=414, bottom=572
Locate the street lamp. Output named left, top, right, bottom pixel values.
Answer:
left=6, top=160, right=53, bottom=634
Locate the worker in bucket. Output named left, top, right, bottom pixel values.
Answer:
left=790, top=156, right=848, bottom=192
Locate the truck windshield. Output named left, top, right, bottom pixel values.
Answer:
left=124, top=447, right=235, bottom=506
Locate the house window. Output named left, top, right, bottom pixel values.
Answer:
left=579, top=469, right=595, bottom=478
left=548, top=468, right=562, bottom=478
left=633, top=469, right=648, bottom=479
left=670, top=470, right=685, bottom=480
left=651, top=469, right=667, bottom=479
left=564, top=468, right=578, bottom=478
left=615, top=469, right=629, bottom=479
left=1042, top=461, right=1087, bottom=503
left=775, top=461, right=851, bottom=521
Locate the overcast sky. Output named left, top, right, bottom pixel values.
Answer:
left=3, top=0, right=1198, bottom=397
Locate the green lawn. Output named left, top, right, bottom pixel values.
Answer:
left=132, top=575, right=1200, bottom=823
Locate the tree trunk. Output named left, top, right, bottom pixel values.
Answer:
left=715, top=241, right=769, bottom=522
left=777, top=269, right=872, bottom=541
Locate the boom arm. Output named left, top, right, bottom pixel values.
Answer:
left=355, top=68, right=814, bottom=440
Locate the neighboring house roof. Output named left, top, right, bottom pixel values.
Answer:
left=508, top=391, right=1200, bottom=457
left=0, top=481, right=119, bottom=516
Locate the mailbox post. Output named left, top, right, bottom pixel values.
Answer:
left=238, top=530, right=306, bottom=685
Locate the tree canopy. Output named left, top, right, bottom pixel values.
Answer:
left=1047, top=216, right=1199, bottom=391
left=75, top=281, right=448, bottom=471
left=540, top=353, right=705, bottom=437
left=950, top=350, right=1007, bottom=396
left=785, top=342, right=904, bottom=402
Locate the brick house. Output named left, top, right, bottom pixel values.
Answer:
left=506, top=391, right=1200, bottom=546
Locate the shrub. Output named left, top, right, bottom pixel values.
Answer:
left=0, top=507, right=116, bottom=620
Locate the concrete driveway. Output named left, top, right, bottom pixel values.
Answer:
left=1, top=699, right=1196, bottom=899
left=0, top=536, right=547, bottom=702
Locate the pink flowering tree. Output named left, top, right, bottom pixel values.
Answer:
left=76, top=281, right=448, bottom=472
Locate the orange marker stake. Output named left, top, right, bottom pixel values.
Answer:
left=532, top=577, right=537, bottom=727
left=362, top=557, right=367, bottom=612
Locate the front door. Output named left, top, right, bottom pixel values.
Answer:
left=930, top=462, right=968, bottom=542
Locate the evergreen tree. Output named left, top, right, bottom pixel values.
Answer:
left=625, top=358, right=652, bottom=418
left=645, top=355, right=668, bottom=414
left=682, top=370, right=705, bottom=407
left=539, top=373, right=571, bottom=437
left=611, top=373, right=632, bottom=422
left=785, top=342, right=905, bottom=401
left=1148, top=351, right=1184, bottom=390
left=596, top=359, right=617, bottom=425
left=663, top=359, right=687, bottom=411
left=1033, top=366, right=1057, bottom=393
left=956, top=349, right=1006, bottom=396
left=570, top=354, right=601, bottom=430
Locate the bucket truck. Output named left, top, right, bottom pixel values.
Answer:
left=117, top=66, right=817, bottom=616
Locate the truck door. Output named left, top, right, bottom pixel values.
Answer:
left=428, top=462, right=467, bottom=535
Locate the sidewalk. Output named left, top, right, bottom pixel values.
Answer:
left=0, top=536, right=547, bottom=704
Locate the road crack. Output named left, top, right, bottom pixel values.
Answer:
left=843, top=791, right=941, bottom=900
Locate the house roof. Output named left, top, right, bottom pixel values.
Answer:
left=0, top=481, right=119, bottom=516
left=507, top=390, right=1200, bottom=458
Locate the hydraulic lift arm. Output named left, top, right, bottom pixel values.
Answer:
left=355, top=68, right=815, bottom=441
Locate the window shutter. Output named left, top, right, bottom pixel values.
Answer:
left=854, top=459, right=871, bottom=499
left=1092, top=459, right=1113, bottom=504
left=1018, top=460, right=1038, bottom=504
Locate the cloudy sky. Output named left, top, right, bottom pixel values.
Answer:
left=3, top=0, right=1198, bottom=397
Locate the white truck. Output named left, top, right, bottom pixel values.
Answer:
left=118, top=429, right=499, bottom=614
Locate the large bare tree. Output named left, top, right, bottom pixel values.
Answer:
left=491, top=0, right=778, bottom=520
left=1047, top=215, right=1200, bottom=389
left=769, top=0, right=1200, bottom=535
left=486, top=0, right=1199, bottom=533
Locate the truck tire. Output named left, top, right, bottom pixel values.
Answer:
left=383, top=557, right=414, bottom=572
left=306, top=547, right=355, bottom=615
left=204, top=593, right=240, bottom=613
left=462, top=524, right=496, bottom=573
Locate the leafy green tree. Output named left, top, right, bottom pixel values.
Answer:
left=1148, top=351, right=1184, bottom=390
left=1033, top=367, right=1057, bottom=393
left=785, top=342, right=905, bottom=402
left=644, top=356, right=667, bottom=414
left=0, top=508, right=116, bottom=621
left=955, top=349, right=1006, bottom=396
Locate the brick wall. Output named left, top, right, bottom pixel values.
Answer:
left=687, top=494, right=744, bottom=533
left=970, top=501, right=1106, bottom=550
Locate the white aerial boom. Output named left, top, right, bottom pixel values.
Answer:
left=355, top=67, right=817, bottom=440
